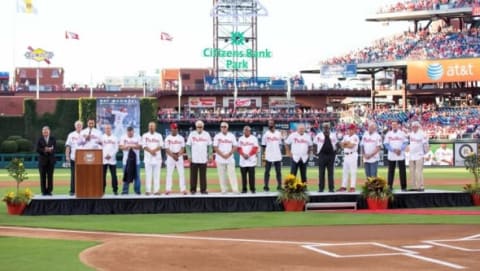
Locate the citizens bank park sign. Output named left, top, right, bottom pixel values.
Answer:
left=202, top=31, right=272, bottom=70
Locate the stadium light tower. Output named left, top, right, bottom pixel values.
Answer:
left=211, top=0, right=268, bottom=81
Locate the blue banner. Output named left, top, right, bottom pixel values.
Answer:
left=320, top=64, right=357, bottom=78
left=96, top=98, right=140, bottom=139
left=204, top=76, right=305, bottom=90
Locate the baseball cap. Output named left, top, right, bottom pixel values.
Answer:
left=170, top=123, right=178, bottom=129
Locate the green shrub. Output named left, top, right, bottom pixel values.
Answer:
left=16, top=138, right=33, bottom=152
left=55, top=139, right=66, bottom=154
left=7, top=135, right=23, bottom=141
left=0, top=140, right=18, bottom=153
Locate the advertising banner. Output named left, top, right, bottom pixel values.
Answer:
left=268, top=97, right=295, bottom=108
left=407, top=58, right=480, bottom=84
left=188, top=97, right=216, bottom=108
left=320, top=64, right=357, bottom=78
left=96, top=98, right=140, bottom=139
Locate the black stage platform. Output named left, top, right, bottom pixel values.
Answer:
left=23, top=190, right=474, bottom=215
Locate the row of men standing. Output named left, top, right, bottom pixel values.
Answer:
left=54, top=118, right=428, bottom=196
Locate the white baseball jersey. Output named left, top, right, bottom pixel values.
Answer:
left=424, top=150, right=434, bottom=166
left=314, top=132, right=338, bottom=154
left=360, top=132, right=382, bottom=163
left=285, top=132, right=312, bottom=162
left=213, top=132, right=237, bottom=164
left=238, top=135, right=259, bottom=167
left=119, top=134, right=141, bottom=165
left=102, top=133, right=118, bottom=165
left=164, top=134, right=185, bottom=162
left=261, top=130, right=283, bottom=162
left=112, top=110, right=128, bottom=128
left=435, top=148, right=453, bottom=165
left=342, top=134, right=359, bottom=154
left=142, top=132, right=164, bottom=164
left=65, top=131, right=84, bottom=161
left=384, top=130, right=408, bottom=161
left=408, top=131, right=428, bottom=161
left=80, top=128, right=103, bottom=149
left=186, top=131, right=212, bottom=164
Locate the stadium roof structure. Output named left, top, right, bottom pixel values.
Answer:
left=365, top=7, right=474, bottom=22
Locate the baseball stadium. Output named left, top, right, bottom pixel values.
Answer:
left=1, top=0, right=480, bottom=270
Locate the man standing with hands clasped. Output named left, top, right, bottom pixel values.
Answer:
left=361, top=122, right=382, bottom=179
left=338, top=124, right=359, bottom=192
left=261, top=119, right=283, bottom=191
left=408, top=121, right=428, bottom=191
left=384, top=121, right=408, bottom=191
left=315, top=123, right=338, bottom=192
left=164, top=123, right=187, bottom=195
left=186, top=120, right=213, bottom=195
left=142, top=121, right=164, bottom=195
left=36, top=126, right=56, bottom=196
left=238, top=126, right=259, bottom=193
left=285, top=124, right=313, bottom=183
left=213, top=122, right=239, bottom=194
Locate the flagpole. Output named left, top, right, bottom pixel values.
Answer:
left=178, top=72, right=182, bottom=120
left=36, top=63, right=40, bottom=99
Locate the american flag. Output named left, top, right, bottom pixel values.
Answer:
left=65, top=31, right=80, bottom=40
left=160, top=32, right=173, bottom=41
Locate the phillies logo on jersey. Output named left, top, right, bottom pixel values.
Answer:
left=294, top=138, right=309, bottom=144
left=167, top=139, right=182, bottom=145
left=266, top=136, right=280, bottom=142
left=218, top=138, right=233, bottom=144
left=103, top=139, right=116, bottom=144
left=124, top=140, right=138, bottom=145
left=145, top=137, right=160, bottom=143
left=387, top=136, right=404, bottom=141
left=240, top=141, right=255, bottom=146
left=362, top=138, right=378, bottom=143
left=192, top=137, right=209, bottom=142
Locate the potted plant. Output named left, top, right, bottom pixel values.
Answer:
left=277, top=174, right=309, bottom=211
left=2, top=158, right=33, bottom=215
left=463, top=153, right=480, bottom=205
left=361, top=176, right=393, bottom=210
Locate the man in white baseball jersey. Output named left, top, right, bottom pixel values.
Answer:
left=186, top=120, right=213, bottom=194
left=112, top=107, right=129, bottom=138
left=102, top=124, right=119, bottom=195
left=285, top=124, right=313, bottom=183
left=408, top=121, right=428, bottom=191
left=315, top=123, right=338, bottom=192
left=81, top=118, right=103, bottom=149
left=338, top=124, right=359, bottom=192
left=213, top=122, right=239, bottom=193
left=120, top=126, right=142, bottom=195
left=142, top=121, right=164, bottom=195
left=434, top=144, right=453, bottom=166
left=238, top=126, right=259, bottom=193
left=384, top=121, right=408, bottom=191
left=164, top=123, right=187, bottom=195
left=261, top=119, right=283, bottom=191
left=65, top=120, right=84, bottom=196
left=361, top=122, right=382, bottom=178
left=424, top=146, right=434, bottom=166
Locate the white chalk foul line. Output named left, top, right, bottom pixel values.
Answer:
left=0, top=226, right=327, bottom=246
left=303, top=241, right=466, bottom=270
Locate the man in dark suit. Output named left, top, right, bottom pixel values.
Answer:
left=36, top=126, right=56, bottom=196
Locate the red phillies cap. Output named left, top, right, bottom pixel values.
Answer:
left=170, top=123, right=178, bottom=129
left=348, top=124, right=356, bottom=130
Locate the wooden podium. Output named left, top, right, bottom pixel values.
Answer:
left=75, top=149, right=104, bottom=198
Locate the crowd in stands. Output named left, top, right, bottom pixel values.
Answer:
left=323, top=27, right=480, bottom=64
left=158, top=105, right=480, bottom=140
left=377, top=0, right=479, bottom=14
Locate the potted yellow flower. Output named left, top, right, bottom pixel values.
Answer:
left=277, top=174, right=309, bottom=211
left=2, top=158, right=33, bottom=215
left=463, top=153, right=480, bottom=205
left=361, top=176, right=393, bottom=210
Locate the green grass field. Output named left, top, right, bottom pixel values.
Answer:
left=1, top=166, right=479, bottom=270
left=0, top=237, right=96, bottom=271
